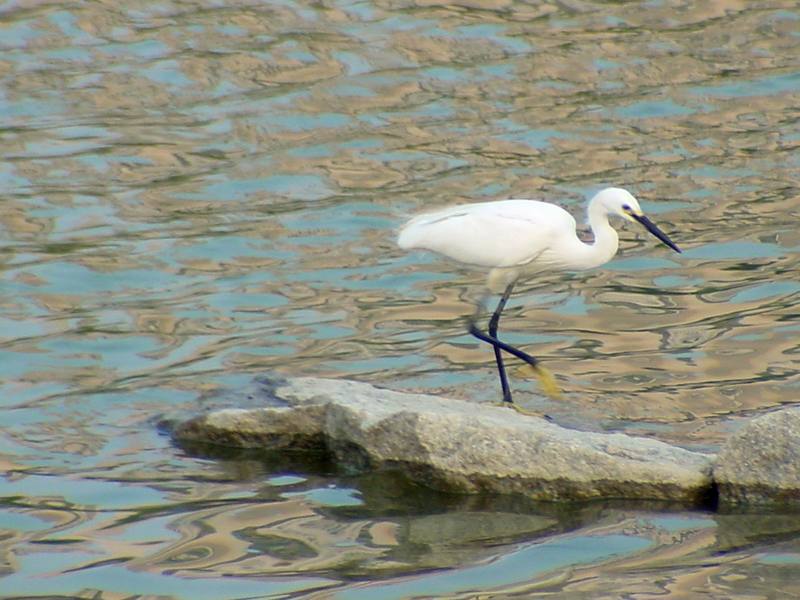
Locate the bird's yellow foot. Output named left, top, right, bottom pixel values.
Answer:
left=525, top=364, right=562, bottom=400
left=500, top=402, right=547, bottom=418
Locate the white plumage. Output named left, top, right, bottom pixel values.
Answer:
left=398, top=199, right=575, bottom=270
left=398, top=187, right=682, bottom=406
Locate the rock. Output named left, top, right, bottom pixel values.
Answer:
left=713, top=407, right=800, bottom=508
left=173, top=403, right=328, bottom=451
left=171, top=376, right=714, bottom=505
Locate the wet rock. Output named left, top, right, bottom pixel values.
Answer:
left=171, top=376, right=714, bottom=504
left=713, top=407, right=800, bottom=508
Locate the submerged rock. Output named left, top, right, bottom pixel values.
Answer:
left=173, top=376, right=713, bottom=505
left=713, top=407, right=800, bottom=509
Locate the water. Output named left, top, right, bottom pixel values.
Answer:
left=1, top=1, right=799, bottom=597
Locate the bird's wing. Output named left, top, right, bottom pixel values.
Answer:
left=398, top=200, right=576, bottom=269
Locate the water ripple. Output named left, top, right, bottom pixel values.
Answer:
left=1, top=0, right=799, bottom=597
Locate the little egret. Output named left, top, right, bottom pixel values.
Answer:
left=398, top=187, right=681, bottom=405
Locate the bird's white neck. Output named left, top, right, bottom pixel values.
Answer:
left=582, top=197, right=620, bottom=269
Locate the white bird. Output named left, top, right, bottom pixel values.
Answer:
left=398, top=187, right=681, bottom=405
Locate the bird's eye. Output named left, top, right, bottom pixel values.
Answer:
left=621, top=204, right=631, bottom=212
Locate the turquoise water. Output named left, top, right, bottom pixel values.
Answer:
left=2, top=1, right=800, bottom=597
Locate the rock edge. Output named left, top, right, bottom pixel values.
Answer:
left=172, top=376, right=717, bottom=505
left=171, top=376, right=800, bottom=508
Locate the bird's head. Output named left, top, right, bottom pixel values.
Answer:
left=594, top=187, right=682, bottom=253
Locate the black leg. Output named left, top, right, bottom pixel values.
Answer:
left=488, top=284, right=514, bottom=403
left=468, top=283, right=542, bottom=404
left=468, top=322, right=541, bottom=374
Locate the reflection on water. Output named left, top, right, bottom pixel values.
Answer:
left=1, top=0, right=799, bottom=597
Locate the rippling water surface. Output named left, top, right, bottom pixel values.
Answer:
left=2, top=1, right=800, bottom=597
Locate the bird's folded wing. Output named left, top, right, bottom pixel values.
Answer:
left=398, top=203, right=571, bottom=269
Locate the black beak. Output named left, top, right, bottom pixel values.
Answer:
left=631, top=214, right=682, bottom=253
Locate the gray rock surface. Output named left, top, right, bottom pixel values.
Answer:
left=713, top=407, right=800, bottom=508
left=173, top=376, right=714, bottom=504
